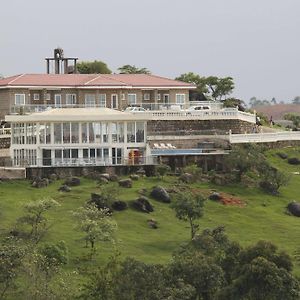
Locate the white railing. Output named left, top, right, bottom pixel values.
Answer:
left=229, top=131, right=300, bottom=143
left=13, top=156, right=157, bottom=168
left=134, top=108, right=256, bottom=123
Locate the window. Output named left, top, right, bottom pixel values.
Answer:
left=111, top=94, right=118, bottom=109
left=98, top=94, right=106, bottom=107
left=54, top=94, right=62, bottom=107
left=54, top=123, right=62, bottom=144
left=15, top=94, right=25, bottom=106
left=176, top=94, right=186, bottom=105
left=121, top=93, right=125, bottom=101
left=33, top=93, right=40, bottom=101
left=143, top=93, right=150, bottom=101
left=157, top=93, right=161, bottom=101
left=45, top=93, right=51, bottom=101
left=128, top=94, right=136, bottom=105
left=136, top=122, right=145, bottom=143
left=85, top=94, right=96, bottom=107
left=66, top=94, right=76, bottom=106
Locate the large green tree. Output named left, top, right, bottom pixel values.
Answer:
left=118, top=65, right=151, bottom=74
left=77, top=60, right=111, bottom=74
left=176, top=73, right=234, bottom=101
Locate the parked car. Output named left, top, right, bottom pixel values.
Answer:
left=124, top=106, right=146, bottom=112
left=187, top=105, right=211, bottom=111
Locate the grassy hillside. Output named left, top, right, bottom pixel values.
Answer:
left=0, top=148, right=300, bottom=277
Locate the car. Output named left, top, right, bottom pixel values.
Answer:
left=124, top=106, right=146, bottom=112
left=187, top=105, right=211, bottom=111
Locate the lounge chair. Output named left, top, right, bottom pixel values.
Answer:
left=167, top=143, right=176, bottom=149
left=153, top=143, right=161, bottom=149
left=160, top=143, right=169, bottom=149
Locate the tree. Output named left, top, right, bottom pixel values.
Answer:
left=175, top=72, right=208, bottom=101
left=222, top=97, right=246, bottom=111
left=292, top=96, right=300, bottom=104
left=73, top=204, right=117, bottom=255
left=18, top=198, right=59, bottom=242
left=224, top=144, right=265, bottom=182
left=0, top=238, right=26, bottom=299
left=118, top=65, right=151, bottom=74
left=271, top=97, right=277, bottom=104
left=284, top=113, right=300, bottom=128
left=171, top=191, right=205, bottom=239
left=171, top=251, right=224, bottom=300
left=259, top=166, right=290, bottom=194
left=205, top=76, right=235, bottom=101
left=77, top=60, right=111, bottom=74
left=218, top=241, right=300, bottom=300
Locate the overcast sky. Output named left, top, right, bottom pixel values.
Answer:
left=1, top=0, right=300, bottom=102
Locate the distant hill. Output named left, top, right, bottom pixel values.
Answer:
left=254, top=104, right=300, bottom=119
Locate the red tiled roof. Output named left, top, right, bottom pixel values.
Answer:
left=0, top=74, right=195, bottom=88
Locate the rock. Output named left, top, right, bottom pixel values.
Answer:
left=209, top=192, right=222, bottom=201
left=131, top=196, right=154, bottom=213
left=130, top=174, right=139, bottom=181
left=150, top=186, right=171, bottom=203
left=99, top=173, right=110, bottom=180
left=179, top=173, right=194, bottom=183
left=49, top=173, right=58, bottom=181
left=110, top=174, right=119, bottom=182
left=58, top=185, right=71, bottom=192
left=287, top=202, right=300, bottom=217
left=277, top=152, right=288, bottom=159
left=147, top=219, right=158, bottom=229
left=138, top=188, right=148, bottom=195
left=64, top=177, right=81, bottom=186
left=136, top=168, right=146, bottom=176
left=288, top=157, right=300, bottom=165
left=31, top=177, right=49, bottom=188
left=112, top=200, right=128, bottom=211
left=118, top=179, right=132, bottom=188
left=98, top=177, right=109, bottom=184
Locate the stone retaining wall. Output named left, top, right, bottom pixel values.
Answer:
left=147, top=119, right=253, bottom=135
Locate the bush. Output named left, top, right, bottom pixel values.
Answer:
left=259, top=181, right=278, bottom=195
left=183, top=164, right=202, bottom=179
left=156, top=164, right=171, bottom=179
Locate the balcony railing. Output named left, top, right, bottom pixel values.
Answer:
left=229, top=131, right=300, bottom=143
left=13, top=156, right=157, bottom=168
left=0, top=128, right=11, bottom=137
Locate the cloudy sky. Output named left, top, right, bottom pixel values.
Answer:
left=1, top=0, right=299, bottom=102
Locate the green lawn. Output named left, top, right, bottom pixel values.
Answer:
left=0, top=148, right=300, bottom=277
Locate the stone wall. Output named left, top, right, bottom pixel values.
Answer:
left=0, top=138, right=10, bottom=149
left=147, top=119, right=253, bottom=135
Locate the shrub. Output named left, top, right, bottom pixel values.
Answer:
left=259, top=181, right=278, bottom=195
left=156, top=164, right=171, bottom=179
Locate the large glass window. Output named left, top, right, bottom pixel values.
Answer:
left=15, top=94, right=25, bottom=106
left=136, top=122, right=145, bottom=142
left=118, top=123, right=124, bottom=142
left=39, top=123, right=51, bottom=144
left=128, top=94, right=137, bottom=105
left=102, top=123, right=108, bottom=143
left=71, top=123, right=79, bottom=143
left=63, top=123, right=71, bottom=143
left=85, top=94, right=96, bottom=107
left=54, top=94, right=62, bottom=107
left=127, top=122, right=135, bottom=142
left=94, top=123, right=101, bottom=143
left=66, top=94, right=76, bottom=106
left=99, top=94, right=106, bottom=107
left=82, top=123, right=88, bottom=143
left=176, top=94, right=186, bottom=105
left=54, top=123, right=62, bottom=144
left=89, top=123, right=95, bottom=143
left=111, top=123, right=117, bottom=143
